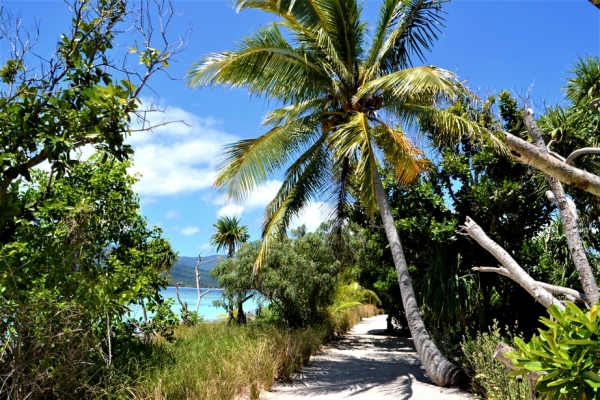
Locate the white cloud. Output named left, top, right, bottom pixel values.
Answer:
left=180, top=226, right=200, bottom=236
left=244, top=180, right=282, bottom=209
left=216, top=204, right=244, bottom=218
left=289, top=201, right=328, bottom=233
left=165, top=210, right=181, bottom=219
left=127, top=104, right=238, bottom=197
left=196, top=242, right=213, bottom=251
left=214, top=180, right=282, bottom=218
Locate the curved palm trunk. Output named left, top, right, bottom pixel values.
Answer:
left=373, top=168, right=466, bottom=387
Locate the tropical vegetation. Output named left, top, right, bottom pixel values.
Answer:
left=188, top=0, right=503, bottom=386
left=2, top=0, right=600, bottom=399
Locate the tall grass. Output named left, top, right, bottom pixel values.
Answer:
left=131, top=304, right=378, bottom=400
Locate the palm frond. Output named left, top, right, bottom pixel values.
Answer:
left=214, top=115, right=321, bottom=203
left=254, top=134, right=330, bottom=272
left=262, top=97, right=332, bottom=127
left=372, top=121, right=428, bottom=185
left=356, top=66, right=460, bottom=102
left=329, top=112, right=379, bottom=216
left=236, top=0, right=325, bottom=31
left=187, top=24, right=330, bottom=103
left=313, top=0, right=365, bottom=83
left=324, top=155, right=353, bottom=231
left=395, top=103, right=506, bottom=152
left=364, top=0, right=445, bottom=79
left=235, top=0, right=354, bottom=89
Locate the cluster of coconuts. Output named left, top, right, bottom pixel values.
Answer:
left=321, top=95, right=384, bottom=133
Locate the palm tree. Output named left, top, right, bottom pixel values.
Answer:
left=210, top=215, right=250, bottom=324
left=210, top=215, right=249, bottom=259
left=188, top=0, right=499, bottom=386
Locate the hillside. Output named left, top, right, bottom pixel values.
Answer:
left=167, top=255, right=225, bottom=288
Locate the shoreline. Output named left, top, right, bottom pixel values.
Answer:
left=165, top=286, right=221, bottom=290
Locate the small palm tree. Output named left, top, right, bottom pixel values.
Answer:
left=210, top=215, right=250, bottom=324
left=210, top=215, right=249, bottom=258
left=189, top=0, right=499, bottom=386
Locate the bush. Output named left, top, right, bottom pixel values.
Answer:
left=462, top=322, right=528, bottom=400
left=507, top=303, right=600, bottom=399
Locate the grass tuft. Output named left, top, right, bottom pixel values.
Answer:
left=131, top=304, right=378, bottom=400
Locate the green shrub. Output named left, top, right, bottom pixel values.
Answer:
left=507, top=303, right=600, bottom=399
left=462, top=322, right=528, bottom=400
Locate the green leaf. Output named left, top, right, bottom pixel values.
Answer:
left=524, top=361, right=546, bottom=371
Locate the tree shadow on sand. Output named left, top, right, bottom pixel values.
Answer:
left=276, top=330, right=433, bottom=399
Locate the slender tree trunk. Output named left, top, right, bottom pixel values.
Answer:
left=523, top=110, right=600, bottom=305
left=195, top=255, right=203, bottom=313
left=373, top=168, right=466, bottom=387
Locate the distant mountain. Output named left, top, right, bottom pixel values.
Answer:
left=166, top=254, right=226, bottom=288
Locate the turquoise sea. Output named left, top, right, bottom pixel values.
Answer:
left=127, top=287, right=263, bottom=322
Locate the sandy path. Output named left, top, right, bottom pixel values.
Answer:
left=262, top=315, right=474, bottom=400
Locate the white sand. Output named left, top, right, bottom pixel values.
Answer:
left=261, top=315, right=475, bottom=400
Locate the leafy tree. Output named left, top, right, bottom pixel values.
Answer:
left=188, top=0, right=499, bottom=386
left=0, top=154, right=178, bottom=398
left=348, top=92, right=562, bottom=341
left=0, top=1, right=186, bottom=396
left=212, top=226, right=341, bottom=328
left=0, top=0, right=184, bottom=242
left=210, top=215, right=250, bottom=258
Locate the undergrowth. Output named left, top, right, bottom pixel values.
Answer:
left=130, top=304, right=378, bottom=400
left=461, top=322, right=528, bottom=400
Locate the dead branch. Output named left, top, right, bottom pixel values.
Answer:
left=505, top=133, right=600, bottom=197
left=473, top=266, right=588, bottom=307
left=494, top=342, right=540, bottom=400
left=565, top=147, right=600, bottom=165
left=463, top=217, right=564, bottom=310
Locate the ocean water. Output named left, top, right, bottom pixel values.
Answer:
left=127, top=287, right=263, bottom=322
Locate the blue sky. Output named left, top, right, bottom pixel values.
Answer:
left=7, top=0, right=600, bottom=256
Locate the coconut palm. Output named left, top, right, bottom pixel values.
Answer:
left=188, top=0, right=499, bottom=386
left=210, top=215, right=249, bottom=258
left=210, top=215, right=250, bottom=324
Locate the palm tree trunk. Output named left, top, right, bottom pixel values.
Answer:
left=373, top=167, right=466, bottom=387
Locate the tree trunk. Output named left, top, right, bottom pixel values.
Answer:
left=589, top=0, right=600, bottom=9
left=373, top=168, right=466, bottom=388
left=228, top=242, right=235, bottom=258
left=505, top=132, right=600, bottom=198
left=195, top=255, right=203, bottom=313
left=522, top=110, right=600, bottom=305
left=236, top=300, right=246, bottom=324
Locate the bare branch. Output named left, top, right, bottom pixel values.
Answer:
left=473, top=266, right=588, bottom=307
left=565, top=147, right=600, bottom=165
left=537, top=282, right=588, bottom=306
left=462, top=217, right=564, bottom=310
left=505, top=133, right=600, bottom=197
left=472, top=266, right=511, bottom=278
